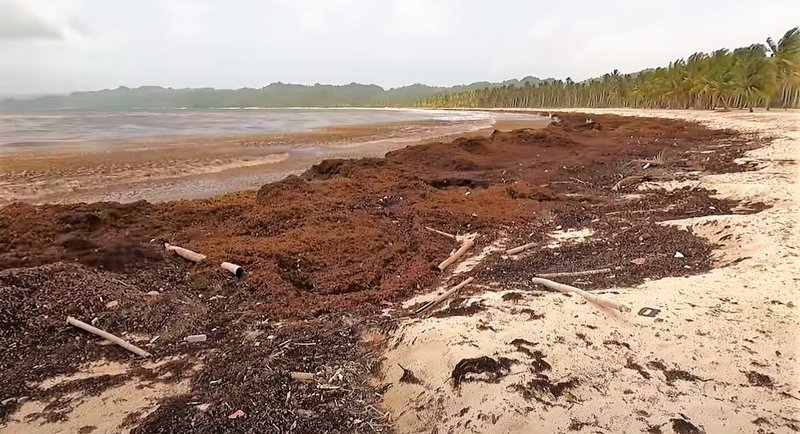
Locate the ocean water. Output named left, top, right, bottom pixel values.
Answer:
left=0, top=108, right=534, bottom=150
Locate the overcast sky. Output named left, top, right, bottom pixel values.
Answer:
left=1, top=0, right=798, bottom=96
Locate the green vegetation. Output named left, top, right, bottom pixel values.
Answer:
left=418, top=27, right=800, bottom=110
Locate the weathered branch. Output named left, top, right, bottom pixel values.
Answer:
left=506, top=242, right=536, bottom=255
left=425, top=226, right=457, bottom=240
left=530, top=277, right=631, bottom=313
left=415, top=277, right=475, bottom=316
left=535, top=267, right=613, bottom=278
left=438, top=238, right=475, bottom=270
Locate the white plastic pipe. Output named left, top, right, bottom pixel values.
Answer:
left=67, top=316, right=151, bottom=358
left=221, top=262, right=244, bottom=278
left=164, top=243, right=206, bottom=263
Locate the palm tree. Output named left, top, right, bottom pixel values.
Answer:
left=767, top=27, right=800, bottom=108
left=731, top=45, right=778, bottom=111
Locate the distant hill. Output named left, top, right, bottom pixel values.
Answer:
left=0, top=77, right=547, bottom=110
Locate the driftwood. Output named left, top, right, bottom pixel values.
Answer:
left=67, top=316, right=151, bottom=358
left=415, top=277, right=474, bottom=316
left=164, top=243, right=206, bottom=263
left=530, top=277, right=631, bottom=313
left=424, top=226, right=457, bottom=240
left=438, top=238, right=475, bottom=270
left=221, top=262, right=244, bottom=277
left=535, top=267, right=613, bottom=278
left=506, top=242, right=536, bottom=255
left=290, top=372, right=316, bottom=382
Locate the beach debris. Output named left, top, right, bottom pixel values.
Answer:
left=527, top=376, right=580, bottom=399
left=630, top=257, right=647, bottom=265
left=185, top=334, right=207, bottom=343
left=612, top=175, right=648, bottom=191
left=290, top=371, right=316, bottom=382
left=438, top=237, right=476, bottom=270
left=228, top=409, right=246, bottom=419
left=506, top=241, right=536, bottom=255
left=221, top=261, right=244, bottom=278
left=146, top=290, right=160, bottom=296
left=424, top=226, right=457, bottom=240
left=535, top=267, right=613, bottom=279
left=530, top=277, right=631, bottom=313
left=451, top=356, right=514, bottom=387
left=397, top=364, right=422, bottom=384
left=415, top=277, right=474, bottom=316
left=744, top=370, right=773, bottom=387
left=164, top=242, right=206, bottom=263
left=66, top=316, right=151, bottom=358
left=670, top=417, right=703, bottom=434
left=637, top=307, right=661, bottom=317
left=105, top=300, right=119, bottom=309
left=674, top=251, right=685, bottom=258
left=196, top=403, right=211, bottom=412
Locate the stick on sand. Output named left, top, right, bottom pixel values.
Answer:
left=424, top=226, right=457, bottom=240
left=67, top=316, right=151, bottom=358
left=535, top=267, right=613, bottom=278
left=415, top=277, right=474, bottom=316
left=506, top=241, right=536, bottom=255
left=438, top=238, right=475, bottom=271
left=530, top=277, right=631, bottom=313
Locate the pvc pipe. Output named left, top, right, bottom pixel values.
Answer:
left=67, top=316, right=151, bottom=358
left=221, top=262, right=244, bottom=278
left=164, top=243, right=206, bottom=263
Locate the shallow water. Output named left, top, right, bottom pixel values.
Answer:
left=0, top=108, right=533, bottom=150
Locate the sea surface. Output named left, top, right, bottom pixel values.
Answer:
left=0, top=108, right=535, bottom=150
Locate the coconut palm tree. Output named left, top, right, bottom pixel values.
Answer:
left=731, top=45, right=778, bottom=111
left=767, top=27, right=800, bottom=108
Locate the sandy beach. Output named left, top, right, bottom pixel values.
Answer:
left=0, top=109, right=797, bottom=433
left=382, top=109, right=800, bottom=433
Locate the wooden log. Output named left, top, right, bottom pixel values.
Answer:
left=67, top=316, right=151, bottom=358
left=415, top=277, right=474, bottom=316
left=530, top=277, right=631, bottom=313
left=425, top=226, right=457, bottom=240
left=164, top=243, right=206, bottom=263
left=506, top=241, right=536, bottom=255
left=221, top=262, right=244, bottom=278
left=535, top=267, right=613, bottom=278
left=438, top=238, right=475, bottom=271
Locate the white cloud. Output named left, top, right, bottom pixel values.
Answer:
left=0, top=0, right=84, bottom=42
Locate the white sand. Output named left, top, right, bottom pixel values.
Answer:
left=381, top=110, right=800, bottom=433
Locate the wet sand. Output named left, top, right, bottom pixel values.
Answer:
left=0, top=117, right=548, bottom=206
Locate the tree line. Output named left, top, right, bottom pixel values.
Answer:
left=417, top=27, right=800, bottom=110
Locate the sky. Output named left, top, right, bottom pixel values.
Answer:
left=0, top=0, right=798, bottom=96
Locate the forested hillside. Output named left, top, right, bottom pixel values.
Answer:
left=0, top=77, right=544, bottom=110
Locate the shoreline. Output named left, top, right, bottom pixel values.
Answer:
left=0, top=115, right=548, bottom=206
